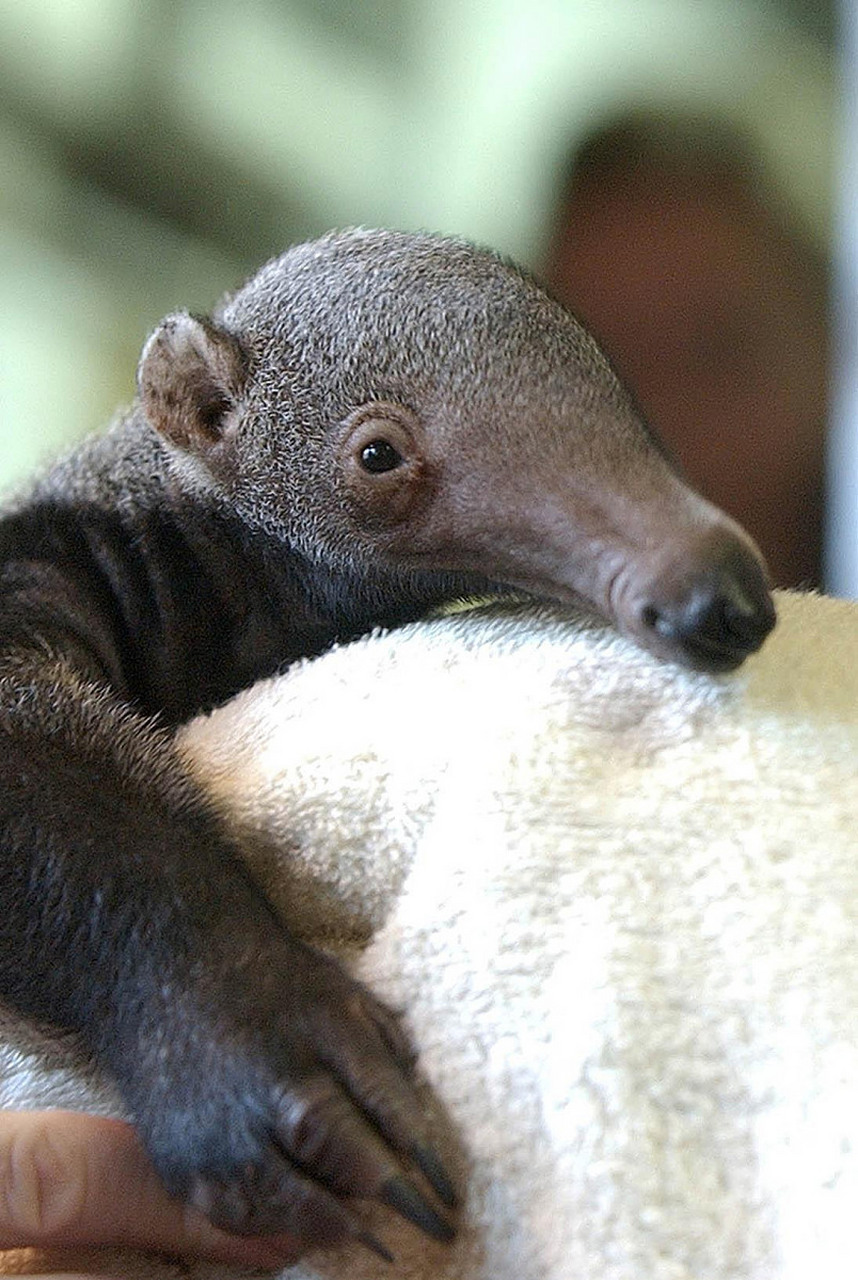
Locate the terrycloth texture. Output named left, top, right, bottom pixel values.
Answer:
left=0, top=589, right=857, bottom=1279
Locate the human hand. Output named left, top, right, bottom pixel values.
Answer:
left=0, top=1109, right=301, bottom=1274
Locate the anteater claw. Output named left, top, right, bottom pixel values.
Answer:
left=411, top=1142, right=459, bottom=1209
left=357, top=1230, right=396, bottom=1264
left=381, top=1174, right=456, bottom=1243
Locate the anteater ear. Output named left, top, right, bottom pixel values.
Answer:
left=137, top=313, right=248, bottom=455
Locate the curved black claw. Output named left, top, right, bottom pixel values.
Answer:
left=358, top=1230, right=396, bottom=1264
left=411, top=1142, right=459, bottom=1209
left=381, top=1175, right=457, bottom=1243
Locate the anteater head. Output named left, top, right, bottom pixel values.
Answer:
left=138, top=228, right=775, bottom=672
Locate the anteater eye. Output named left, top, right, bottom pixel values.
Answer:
left=360, top=439, right=403, bottom=473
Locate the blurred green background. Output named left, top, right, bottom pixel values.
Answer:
left=0, top=0, right=835, bottom=495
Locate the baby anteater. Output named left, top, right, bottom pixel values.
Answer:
left=0, top=229, right=774, bottom=1252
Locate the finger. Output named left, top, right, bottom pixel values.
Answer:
left=316, top=1012, right=459, bottom=1208
left=274, top=1077, right=455, bottom=1242
left=0, top=1111, right=300, bottom=1268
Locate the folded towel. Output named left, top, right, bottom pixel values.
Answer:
left=1, top=589, right=857, bottom=1279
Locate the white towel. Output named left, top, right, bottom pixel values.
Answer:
left=1, top=589, right=857, bottom=1279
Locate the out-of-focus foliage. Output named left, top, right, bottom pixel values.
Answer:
left=0, top=0, right=834, bottom=491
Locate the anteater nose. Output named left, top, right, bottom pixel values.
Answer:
left=641, top=554, right=776, bottom=672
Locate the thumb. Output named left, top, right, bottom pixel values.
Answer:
left=0, top=1110, right=300, bottom=1268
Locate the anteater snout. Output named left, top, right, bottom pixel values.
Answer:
left=639, top=541, right=776, bottom=672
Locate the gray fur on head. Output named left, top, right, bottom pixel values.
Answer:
left=144, top=229, right=634, bottom=560
left=137, top=227, right=774, bottom=670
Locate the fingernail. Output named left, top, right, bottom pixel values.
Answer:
left=411, top=1142, right=459, bottom=1209
left=381, top=1175, right=456, bottom=1243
